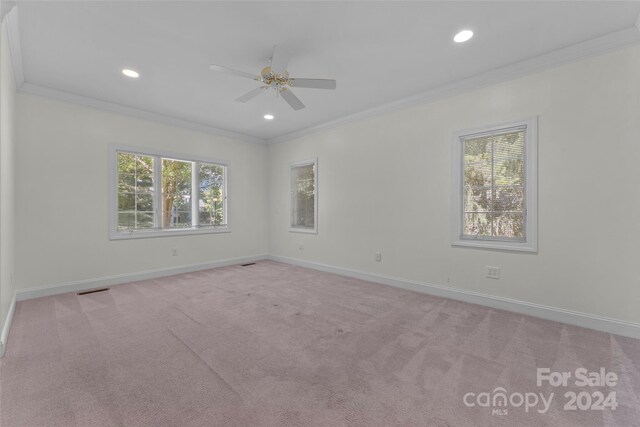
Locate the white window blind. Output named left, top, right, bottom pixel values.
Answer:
left=462, top=128, right=525, bottom=240
left=290, top=159, right=317, bottom=233
left=452, top=118, right=537, bottom=252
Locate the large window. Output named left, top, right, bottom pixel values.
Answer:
left=452, top=118, right=537, bottom=252
left=110, top=147, right=228, bottom=239
left=290, top=159, right=317, bottom=234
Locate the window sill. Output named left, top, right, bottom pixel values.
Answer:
left=452, top=238, right=537, bottom=253
left=289, top=227, right=317, bottom=235
left=110, top=226, right=231, bottom=240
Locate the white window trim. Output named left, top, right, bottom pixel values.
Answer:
left=451, top=117, right=538, bottom=252
left=289, top=158, right=318, bottom=234
left=108, top=145, right=231, bottom=240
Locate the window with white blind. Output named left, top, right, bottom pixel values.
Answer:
left=109, top=146, right=229, bottom=239
left=452, top=118, right=537, bottom=252
left=290, top=159, right=317, bottom=234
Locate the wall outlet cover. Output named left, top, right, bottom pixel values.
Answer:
left=487, top=266, right=501, bottom=279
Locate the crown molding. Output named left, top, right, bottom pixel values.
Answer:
left=4, top=5, right=24, bottom=89
left=5, top=3, right=264, bottom=145
left=268, top=25, right=640, bottom=144
left=5, top=3, right=640, bottom=146
left=20, top=83, right=267, bottom=145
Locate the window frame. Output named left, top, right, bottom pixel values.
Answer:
left=289, top=158, right=318, bottom=234
left=108, top=145, right=230, bottom=240
left=451, top=117, right=538, bottom=252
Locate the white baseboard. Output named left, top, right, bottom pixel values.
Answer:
left=268, top=255, right=640, bottom=340
left=5, top=252, right=639, bottom=359
left=0, top=295, right=16, bottom=357
left=15, top=254, right=268, bottom=302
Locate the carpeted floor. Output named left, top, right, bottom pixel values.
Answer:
left=1, top=261, right=639, bottom=426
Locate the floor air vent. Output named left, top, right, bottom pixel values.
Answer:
left=77, top=288, right=110, bottom=296
left=241, top=263, right=256, bottom=267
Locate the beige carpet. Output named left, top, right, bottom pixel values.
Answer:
left=1, top=260, right=639, bottom=426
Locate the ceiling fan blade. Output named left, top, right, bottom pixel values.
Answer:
left=209, top=64, right=259, bottom=80
left=280, top=88, right=305, bottom=110
left=235, top=86, right=267, bottom=103
left=289, top=78, right=336, bottom=90
left=270, top=45, right=290, bottom=75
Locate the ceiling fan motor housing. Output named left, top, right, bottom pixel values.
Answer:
left=260, top=66, right=291, bottom=89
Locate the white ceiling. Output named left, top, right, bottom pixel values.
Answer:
left=13, top=1, right=640, bottom=142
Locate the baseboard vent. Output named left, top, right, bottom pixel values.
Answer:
left=241, top=263, right=257, bottom=267
left=77, top=288, right=110, bottom=296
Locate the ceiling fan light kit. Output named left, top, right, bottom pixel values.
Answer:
left=209, top=45, right=337, bottom=111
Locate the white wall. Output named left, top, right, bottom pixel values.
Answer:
left=268, top=44, right=640, bottom=324
left=0, top=15, right=17, bottom=333
left=14, top=93, right=268, bottom=290
left=4, top=36, right=640, bottom=333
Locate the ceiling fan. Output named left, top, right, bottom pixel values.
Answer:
left=209, top=45, right=336, bottom=111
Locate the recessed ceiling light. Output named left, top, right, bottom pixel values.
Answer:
left=264, top=114, right=274, bottom=120
left=122, top=69, right=140, bottom=78
left=454, top=30, right=474, bottom=43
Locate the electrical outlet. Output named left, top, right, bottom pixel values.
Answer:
left=172, top=248, right=178, bottom=256
left=486, top=266, right=500, bottom=279
left=375, top=252, right=382, bottom=262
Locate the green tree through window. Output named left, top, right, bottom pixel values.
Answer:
left=162, top=159, right=192, bottom=228
left=115, top=150, right=227, bottom=235
left=117, top=153, right=154, bottom=231
left=199, top=163, right=225, bottom=226
left=463, top=129, right=525, bottom=240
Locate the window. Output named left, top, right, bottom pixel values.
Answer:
left=290, top=159, right=317, bottom=233
left=110, top=146, right=228, bottom=239
left=452, top=118, right=537, bottom=252
left=198, top=163, right=226, bottom=227
left=117, top=153, right=155, bottom=231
